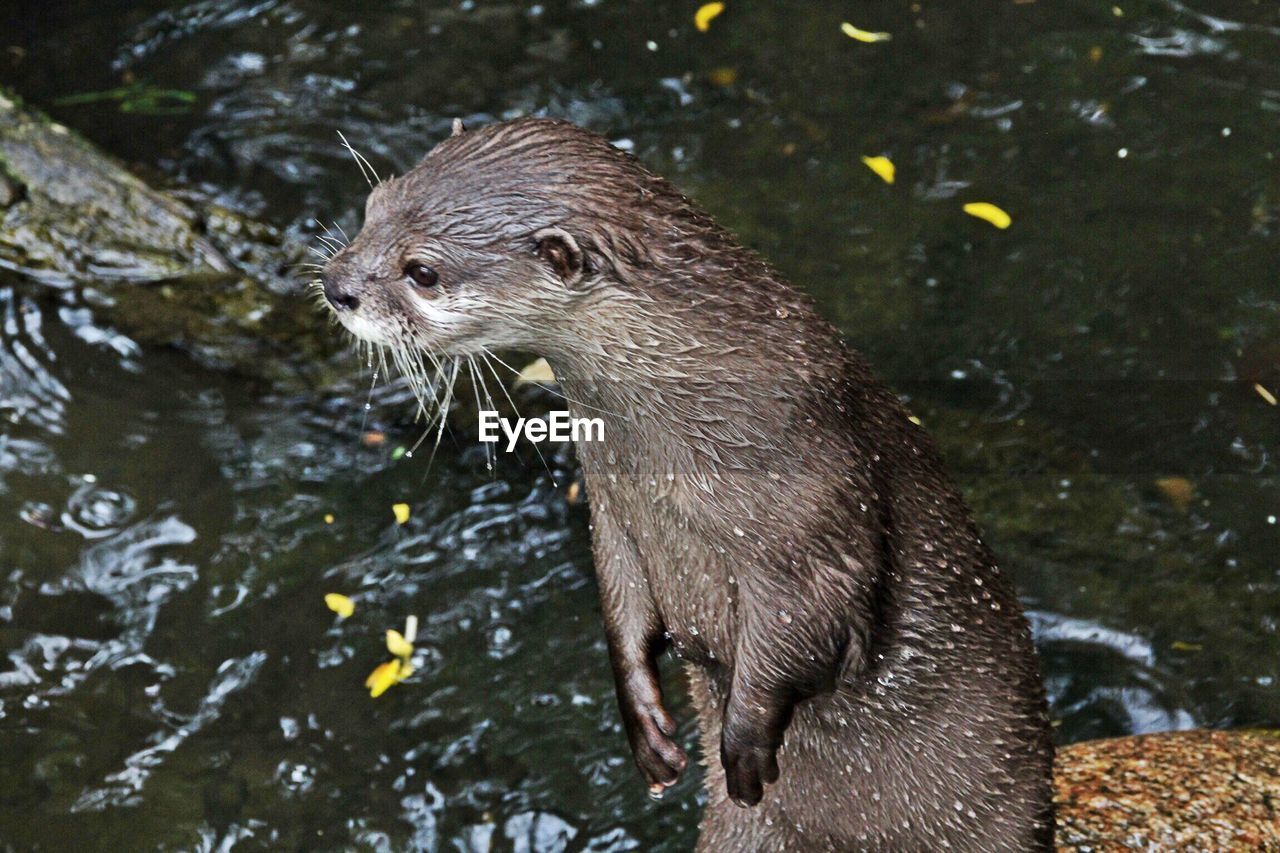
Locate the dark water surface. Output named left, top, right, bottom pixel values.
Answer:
left=1, top=0, right=1278, bottom=849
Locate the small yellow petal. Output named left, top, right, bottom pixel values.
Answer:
left=907, top=414, right=922, bottom=426
left=695, top=2, right=725, bottom=33
left=708, top=66, right=738, bottom=87
left=1154, top=476, right=1194, bottom=512
left=366, top=660, right=401, bottom=697
left=324, top=593, right=355, bottom=619
left=392, top=503, right=410, bottom=525
left=323, top=513, right=335, bottom=524
left=396, top=662, right=415, bottom=682
left=841, top=22, right=891, bottom=43
left=513, top=357, right=556, bottom=388
left=386, top=629, right=414, bottom=659
left=1255, top=382, right=1278, bottom=406
left=861, top=155, right=895, bottom=185
left=962, top=202, right=1012, bottom=229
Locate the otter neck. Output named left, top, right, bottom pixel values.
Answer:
left=546, top=280, right=849, bottom=483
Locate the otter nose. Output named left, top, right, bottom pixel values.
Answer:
left=322, top=271, right=360, bottom=312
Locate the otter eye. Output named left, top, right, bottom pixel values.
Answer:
left=405, top=263, right=439, bottom=289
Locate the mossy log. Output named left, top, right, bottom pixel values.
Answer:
left=0, top=86, right=342, bottom=388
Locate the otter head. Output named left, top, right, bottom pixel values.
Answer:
left=320, top=117, right=668, bottom=363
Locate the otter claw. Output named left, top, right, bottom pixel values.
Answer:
left=626, top=704, right=688, bottom=790
left=721, top=738, right=780, bottom=807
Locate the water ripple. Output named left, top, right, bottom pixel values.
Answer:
left=71, top=651, right=267, bottom=812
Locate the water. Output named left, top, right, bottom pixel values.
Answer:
left=1, top=0, right=1278, bottom=848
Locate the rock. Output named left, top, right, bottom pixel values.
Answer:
left=1056, top=729, right=1280, bottom=850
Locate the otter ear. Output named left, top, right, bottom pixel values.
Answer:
left=533, top=227, right=585, bottom=287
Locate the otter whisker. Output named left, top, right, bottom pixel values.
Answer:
left=389, top=344, right=430, bottom=423
left=336, top=130, right=381, bottom=187
left=316, top=234, right=344, bottom=255
left=320, top=221, right=348, bottom=249
left=304, top=278, right=331, bottom=309
left=394, top=337, right=448, bottom=434
left=417, top=357, right=460, bottom=473
left=413, top=348, right=449, bottom=422
left=465, top=356, right=496, bottom=475
left=480, top=350, right=557, bottom=485
left=480, top=346, right=624, bottom=420
left=358, top=342, right=380, bottom=439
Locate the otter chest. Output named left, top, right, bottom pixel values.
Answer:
left=616, top=481, right=740, bottom=666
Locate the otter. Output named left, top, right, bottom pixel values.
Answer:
left=321, top=118, right=1055, bottom=850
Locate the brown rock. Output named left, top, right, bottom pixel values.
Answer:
left=1056, top=729, right=1280, bottom=850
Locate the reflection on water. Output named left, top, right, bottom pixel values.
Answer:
left=0, top=0, right=1278, bottom=849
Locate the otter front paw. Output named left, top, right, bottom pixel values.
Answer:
left=622, top=700, right=687, bottom=794
left=720, top=731, right=780, bottom=807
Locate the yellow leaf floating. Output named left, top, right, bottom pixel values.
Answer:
left=861, top=155, right=895, bottom=185
left=324, top=593, right=355, bottom=619
left=708, top=66, right=738, bottom=87
left=1154, top=476, right=1194, bottom=512
left=694, top=2, right=725, bottom=33
left=841, top=22, right=891, bottom=43
left=1255, top=383, right=1278, bottom=406
left=963, top=202, right=1012, bottom=230
left=386, top=629, right=414, bottom=659
left=513, top=357, right=556, bottom=388
left=366, top=660, right=401, bottom=698
left=392, top=502, right=410, bottom=525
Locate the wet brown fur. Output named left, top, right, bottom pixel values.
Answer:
left=322, top=118, right=1055, bottom=851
